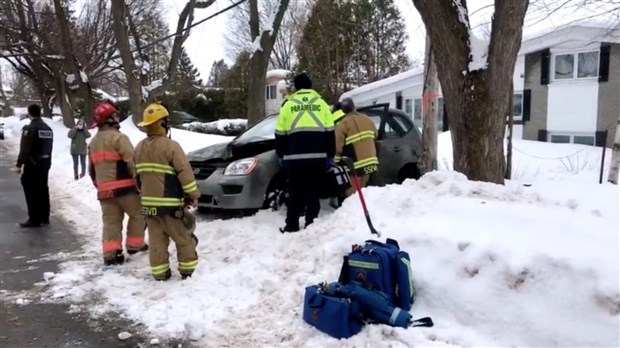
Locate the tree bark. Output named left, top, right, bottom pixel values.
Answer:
left=421, top=34, right=439, bottom=173
left=607, top=115, right=620, bottom=184
left=412, top=0, right=528, bottom=184
left=246, top=0, right=290, bottom=126
left=110, top=0, right=145, bottom=125
left=53, top=0, right=94, bottom=125
left=54, top=74, right=75, bottom=128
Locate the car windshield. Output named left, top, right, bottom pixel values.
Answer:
left=234, top=115, right=277, bottom=143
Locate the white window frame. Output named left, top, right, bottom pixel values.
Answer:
left=265, top=84, right=277, bottom=100
left=547, top=132, right=596, bottom=146
left=513, top=92, right=523, bottom=120
left=551, top=50, right=600, bottom=82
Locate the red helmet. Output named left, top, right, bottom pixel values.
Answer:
left=93, top=102, right=118, bottom=127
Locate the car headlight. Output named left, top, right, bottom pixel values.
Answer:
left=223, top=158, right=258, bottom=176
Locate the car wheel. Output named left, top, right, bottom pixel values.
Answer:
left=398, top=164, right=422, bottom=184
left=263, top=178, right=288, bottom=211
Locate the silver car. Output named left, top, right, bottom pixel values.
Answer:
left=188, top=103, right=423, bottom=212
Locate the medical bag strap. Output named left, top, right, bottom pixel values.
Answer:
left=338, top=255, right=350, bottom=284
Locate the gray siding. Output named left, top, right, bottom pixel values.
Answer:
left=523, top=51, right=548, bottom=141
left=597, top=43, right=620, bottom=148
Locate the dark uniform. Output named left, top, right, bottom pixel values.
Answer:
left=17, top=117, right=53, bottom=227
left=275, top=74, right=335, bottom=232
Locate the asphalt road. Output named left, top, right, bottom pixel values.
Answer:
left=0, top=143, right=159, bottom=347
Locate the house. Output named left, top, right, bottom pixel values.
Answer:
left=339, top=25, right=620, bottom=147
left=265, top=69, right=291, bottom=116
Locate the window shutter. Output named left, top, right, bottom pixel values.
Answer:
left=599, top=43, right=611, bottom=82
left=522, top=89, right=531, bottom=122
left=595, top=131, right=607, bottom=147
left=540, top=49, right=551, bottom=85
left=537, top=129, right=548, bottom=142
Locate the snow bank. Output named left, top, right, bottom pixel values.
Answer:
left=1, top=115, right=231, bottom=156
left=180, top=118, right=247, bottom=136
left=437, top=131, right=613, bottom=183
left=3, top=116, right=618, bottom=347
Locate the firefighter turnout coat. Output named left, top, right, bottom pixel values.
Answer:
left=88, top=124, right=139, bottom=199
left=133, top=132, right=200, bottom=217
left=334, top=111, right=379, bottom=176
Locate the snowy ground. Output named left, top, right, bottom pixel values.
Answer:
left=2, top=116, right=618, bottom=347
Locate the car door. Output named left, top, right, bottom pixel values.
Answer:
left=387, top=111, right=423, bottom=181
left=374, top=112, right=408, bottom=185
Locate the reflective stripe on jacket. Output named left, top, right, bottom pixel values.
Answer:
left=334, top=111, right=379, bottom=176
left=274, top=89, right=335, bottom=163
left=133, top=135, right=200, bottom=216
left=88, top=126, right=138, bottom=200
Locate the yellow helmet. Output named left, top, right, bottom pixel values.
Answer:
left=139, top=103, right=169, bottom=127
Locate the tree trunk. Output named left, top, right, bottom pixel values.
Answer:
left=246, top=0, right=290, bottom=126
left=54, top=75, right=75, bottom=128
left=607, top=115, right=620, bottom=184
left=421, top=35, right=439, bottom=173
left=412, top=0, right=529, bottom=184
left=110, top=0, right=145, bottom=125
left=52, top=0, right=94, bottom=125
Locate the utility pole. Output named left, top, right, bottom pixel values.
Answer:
left=421, top=34, right=439, bottom=173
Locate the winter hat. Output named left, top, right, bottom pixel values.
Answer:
left=341, top=98, right=355, bottom=113
left=293, top=73, right=312, bottom=90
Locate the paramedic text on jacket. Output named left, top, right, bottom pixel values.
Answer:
left=275, top=91, right=336, bottom=162
left=274, top=73, right=336, bottom=233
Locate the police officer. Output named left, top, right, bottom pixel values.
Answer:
left=16, top=104, right=53, bottom=228
left=275, top=73, right=335, bottom=232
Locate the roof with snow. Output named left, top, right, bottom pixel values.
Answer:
left=339, top=67, right=424, bottom=101
left=519, top=25, right=620, bottom=55
left=266, top=69, right=290, bottom=80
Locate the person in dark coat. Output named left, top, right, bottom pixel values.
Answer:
left=68, top=116, right=91, bottom=180
left=16, top=104, right=54, bottom=228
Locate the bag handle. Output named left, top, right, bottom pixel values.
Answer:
left=363, top=238, right=400, bottom=250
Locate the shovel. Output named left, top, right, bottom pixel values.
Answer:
left=339, top=157, right=381, bottom=237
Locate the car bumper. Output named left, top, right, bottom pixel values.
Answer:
left=197, top=168, right=268, bottom=210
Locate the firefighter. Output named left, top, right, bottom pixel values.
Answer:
left=133, top=103, right=201, bottom=281
left=334, top=98, right=379, bottom=198
left=275, top=73, right=335, bottom=232
left=332, top=102, right=346, bottom=125
left=16, top=104, right=53, bottom=228
left=88, top=101, right=148, bottom=266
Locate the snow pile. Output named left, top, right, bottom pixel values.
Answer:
left=453, top=0, right=489, bottom=72
left=1, top=115, right=231, bottom=156
left=3, top=116, right=618, bottom=347
left=437, top=131, right=613, bottom=183
left=180, top=118, right=247, bottom=136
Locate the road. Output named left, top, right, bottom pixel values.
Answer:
left=0, top=143, right=161, bottom=347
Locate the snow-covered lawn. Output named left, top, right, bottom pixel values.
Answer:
left=2, top=117, right=618, bottom=347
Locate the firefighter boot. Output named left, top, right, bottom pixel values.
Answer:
left=104, top=250, right=125, bottom=266
left=127, top=244, right=149, bottom=255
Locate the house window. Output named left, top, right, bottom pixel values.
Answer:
left=548, top=133, right=595, bottom=146
left=513, top=93, right=523, bottom=119
left=405, top=98, right=413, bottom=118
left=265, top=85, right=277, bottom=100
left=413, top=98, right=422, bottom=124
left=553, top=51, right=599, bottom=80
